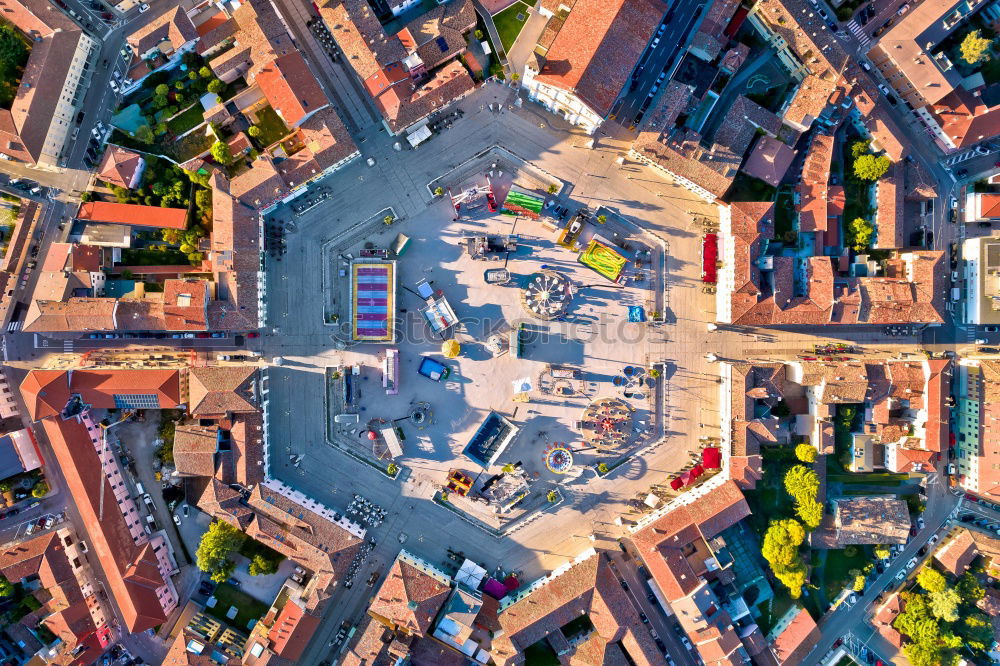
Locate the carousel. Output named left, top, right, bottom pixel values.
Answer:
left=520, top=270, right=573, bottom=320
left=542, top=442, right=574, bottom=474
left=580, top=397, right=635, bottom=451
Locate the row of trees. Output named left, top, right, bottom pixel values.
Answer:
left=894, top=568, right=991, bottom=666
left=761, top=444, right=822, bottom=598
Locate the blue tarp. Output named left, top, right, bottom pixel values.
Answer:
left=627, top=306, right=646, bottom=322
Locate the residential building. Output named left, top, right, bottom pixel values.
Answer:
left=124, top=7, right=199, bottom=91
left=0, top=527, right=115, bottom=663
left=163, top=601, right=248, bottom=664
left=768, top=607, right=820, bottom=664
left=866, top=0, right=993, bottom=151
left=954, top=359, right=1000, bottom=499
left=624, top=481, right=790, bottom=664
left=520, top=0, right=664, bottom=134
left=492, top=548, right=663, bottom=665
left=37, top=412, right=179, bottom=633
left=96, top=146, right=147, bottom=190
left=825, top=496, right=911, bottom=546
left=0, top=0, right=98, bottom=167
left=318, top=0, right=477, bottom=136
left=934, top=529, right=979, bottom=576
left=0, top=426, right=42, bottom=481
left=76, top=201, right=189, bottom=230
left=963, top=236, right=1000, bottom=326
left=741, top=135, right=796, bottom=188
left=716, top=200, right=948, bottom=326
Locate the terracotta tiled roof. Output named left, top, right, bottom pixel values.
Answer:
left=273, top=106, right=359, bottom=190
left=534, top=0, right=663, bottom=117
left=97, top=146, right=145, bottom=189
left=934, top=529, right=978, bottom=576
left=267, top=599, right=321, bottom=661
left=20, top=368, right=182, bottom=420
left=77, top=201, right=188, bottom=230
left=41, top=416, right=169, bottom=632
left=369, top=557, right=450, bottom=635
left=163, top=279, right=209, bottom=330
left=173, top=425, right=219, bottom=478
left=874, top=161, right=904, bottom=249
left=318, top=0, right=476, bottom=133
left=493, top=552, right=663, bottom=665
left=256, top=53, right=328, bottom=127
left=127, top=6, right=198, bottom=55
left=742, top=135, right=795, bottom=187
left=770, top=607, right=819, bottom=664
left=187, top=366, right=257, bottom=416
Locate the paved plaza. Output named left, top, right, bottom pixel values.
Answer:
left=256, top=81, right=873, bottom=662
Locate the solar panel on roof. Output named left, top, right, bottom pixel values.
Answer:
left=436, top=36, right=448, bottom=52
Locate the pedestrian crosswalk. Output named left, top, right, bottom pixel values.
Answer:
left=846, top=20, right=870, bottom=49
left=6, top=320, right=20, bottom=333
left=63, top=340, right=74, bottom=352
left=943, top=147, right=990, bottom=166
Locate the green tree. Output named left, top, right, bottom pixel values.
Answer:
left=80, top=191, right=94, bottom=202
left=154, top=83, right=170, bottom=96
left=155, top=122, right=167, bottom=135
left=0, top=25, right=28, bottom=82
left=188, top=71, right=198, bottom=80
left=794, top=443, right=817, bottom=463
left=783, top=465, right=819, bottom=503
left=957, top=571, right=985, bottom=603
left=474, top=29, right=483, bottom=40
left=874, top=544, right=891, bottom=560
left=501, top=463, right=516, bottom=473
left=210, top=141, right=232, bottom=165
left=188, top=252, right=204, bottom=264
left=174, top=80, right=185, bottom=90
left=134, top=125, right=154, bottom=144
left=854, top=154, right=891, bottom=181
left=546, top=490, right=559, bottom=503
left=850, top=140, right=870, bottom=160
left=853, top=574, right=866, bottom=592
left=597, top=462, right=609, bottom=475
left=928, top=588, right=961, bottom=622
left=249, top=553, right=279, bottom=576
left=903, top=642, right=944, bottom=666
left=195, top=521, right=245, bottom=583
left=434, top=186, right=444, bottom=196
left=961, top=29, right=993, bottom=65
left=207, top=79, right=224, bottom=94
left=31, top=481, right=49, bottom=498
left=0, top=576, right=12, bottom=597
left=774, top=561, right=807, bottom=599
left=383, top=214, right=394, bottom=225
left=547, top=184, right=558, bottom=194
left=961, top=613, right=994, bottom=648
left=795, top=497, right=823, bottom=530
left=386, top=463, right=398, bottom=477
left=194, top=189, right=212, bottom=215
left=198, top=66, right=213, bottom=78
left=597, top=214, right=607, bottom=224
left=762, top=519, right=808, bottom=598
left=916, top=567, right=946, bottom=594
left=247, top=125, right=261, bottom=138
left=848, top=217, right=875, bottom=251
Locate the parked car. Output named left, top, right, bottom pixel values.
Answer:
left=138, top=3, right=150, bottom=11
left=917, top=516, right=925, bottom=529
left=173, top=514, right=181, bottom=526
left=907, top=557, right=918, bottom=570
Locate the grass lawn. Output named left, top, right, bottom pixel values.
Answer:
left=120, top=248, right=191, bottom=266
left=755, top=594, right=796, bottom=635
left=167, top=104, right=206, bottom=136
left=205, top=582, right=269, bottom=631
left=828, top=472, right=909, bottom=485
left=493, top=1, right=532, bottom=51
left=253, top=105, right=291, bottom=148
left=821, top=546, right=870, bottom=601
left=165, top=130, right=215, bottom=163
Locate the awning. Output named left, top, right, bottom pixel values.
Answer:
left=702, top=447, right=721, bottom=469
left=407, top=124, right=432, bottom=148
left=670, top=477, right=683, bottom=490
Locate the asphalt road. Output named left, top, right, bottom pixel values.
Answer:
left=610, top=0, right=707, bottom=128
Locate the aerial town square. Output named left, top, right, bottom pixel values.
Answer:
left=4, top=0, right=1000, bottom=664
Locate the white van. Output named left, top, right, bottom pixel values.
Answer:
left=135, top=482, right=145, bottom=495
left=334, top=413, right=359, bottom=424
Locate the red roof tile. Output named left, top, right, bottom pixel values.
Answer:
left=77, top=202, right=188, bottom=230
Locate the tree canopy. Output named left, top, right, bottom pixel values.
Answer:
left=795, top=497, right=823, bottom=530
left=210, top=141, right=232, bottom=165
left=195, top=521, right=246, bottom=583
left=783, top=465, right=819, bottom=503
left=916, top=567, right=946, bottom=594
left=762, top=519, right=808, bottom=598
left=794, top=444, right=817, bottom=463
left=961, top=30, right=993, bottom=65
left=848, top=217, right=875, bottom=252
left=853, top=154, right=891, bottom=181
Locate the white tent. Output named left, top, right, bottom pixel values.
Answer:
left=407, top=124, right=432, bottom=148
left=454, top=558, right=487, bottom=590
